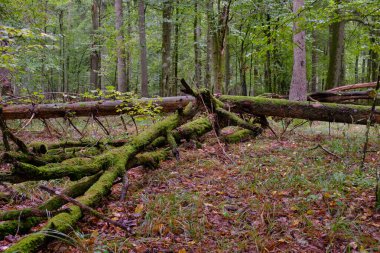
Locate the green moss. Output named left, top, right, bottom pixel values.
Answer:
left=175, top=117, right=212, bottom=140
left=12, top=161, right=103, bottom=181
left=0, top=218, right=42, bottom=240
left=223, top=129, right=254, bottom=143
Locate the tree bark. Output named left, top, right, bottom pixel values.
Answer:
left=211, top=0, right=231, bottom=93
left=126, top=0, right=132, bottom=92
left=0, top=96, right=196, bottom=120
left=326, top=2, right=345, bottom=90
left=160, top=0, right=173, bottom=97
left=204, top=0, right=212, bottom=89
left=194, top=1, right=202, bottom=88
left=90, top=0, right=101, bottom=89
left=311, top=30, right=318, bottom=92
left=115, top=0, right=127, bottom=92
left=289, top=0, right=307, bottom=101
left=138, top=0, right=149, bottom=97
left=172, top=0, right=179, bottom=95
left=219, top=95, right=380, bottom=125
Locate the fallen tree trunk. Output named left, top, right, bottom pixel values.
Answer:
left=0, top=96, right=195, bottom=120
left=327, top=82, right=377, bottom=92
left=308, top=90, right=378, bottom=103
left=219, top=96, right=380, bottom=125
left=259, top=90, right=378, bottom=103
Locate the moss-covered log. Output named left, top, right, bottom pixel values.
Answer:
left=2, top=147, right=102, bottom=166
left=5, top=104, right=198, bottom=252
left=222, top=128, right=255, bottom=143
left=216, top=108, right=263, bottom=136
left=0, top=172, right=101, bottom=240
left=219, top=95, right=380, bottom=125
left=173, top=117, right=212, bottom=141
left=1, top=96, right=196, bottom=120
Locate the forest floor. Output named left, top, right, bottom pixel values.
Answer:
left=1, top=118, right=380, bottom=253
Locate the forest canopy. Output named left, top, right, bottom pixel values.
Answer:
left=0, top=0, right=379, bottom=98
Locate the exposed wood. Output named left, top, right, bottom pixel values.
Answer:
left=308, top=89, right=378, bottom=102
left=327, top=82, right=377, bottom=92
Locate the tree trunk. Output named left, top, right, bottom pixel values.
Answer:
left=90, top=0, right=101, bottom=90
left=311, top=30, right=318, bottom=92
left=225, top=27, right=231, bottom=94
left=115, top=0, right=127, bottom=92
left=194, top=1, right=202, bottom=88
left=264, top=14, right=272, bottom=93
left=160, top=0, right=173, bottom=97
left=326, top=4, right=345, bottom=90
left=172, top=0, right=179, bottom=96
left=138, top=0, right=149, bottom=97
left=220, top=96, right=380, bottom=125
left=289, top=0, right=307, bottom=101
left=204, top=0, right=212, bottom=89
left=126, top=0, right=132, bottom=92
left=211, top=0, right=231, bottom=94
left=354, top=55, right=359, bottom=84
left=0, top=96, right=196, bottom=120
left=239, top=38, right=247, bottom=96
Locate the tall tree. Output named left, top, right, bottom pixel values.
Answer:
left=311, top=30, right=318, bottom=92
left=194, top=1, right=202, bottom=88
left=90, top=0, right=101, bottom=89
left=138, top=0, right=149, bottom=97
left=289, top=0, right=307, bottom=101
left=126, top=0, right=132, bottom=91
left=211, top=0, right=231, bottom=94
left=160, top=0, right=173, bottom=97
left=204, top=0, right=212, bottom=89
left=325, top=1, right=345, bottom=89
left=115, top=0, right=127, bottom=92
left=172, top=0, right=180, bottom=95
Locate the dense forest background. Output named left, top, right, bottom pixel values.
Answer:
left=0, top=0, right=379, bottom=98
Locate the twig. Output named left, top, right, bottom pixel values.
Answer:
left=15, top=113, right=35, bottom=134
left=309, top=144, right=342, bottom=160
left=39, top=185, right=131, bottom=232
left=93, top=116, right=110, bottom=135
left=66, top=117, right=84, bottom=138
left=120, top=115, right=128, bottom=132
left=360, top=66, right=380, bottom=171
left=130, top=116, right=138, bottom=134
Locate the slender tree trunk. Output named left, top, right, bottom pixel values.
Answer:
left=369, top=30, right=379, bottom=81
left=326, top=4, right=345, bottom=89
left=264, top=14, right=272, bottom=93
left=160, top=0, right=173, bottom=97
left=59, top=11, right=64, bottom=93
left=138, top=0, right=149, bottom=97
left=240, top=39, right=247, bottom=96
left=225, top=27, right=230, bottom=94
left=311, top=30, right=318, bottom=92
left=249, top=44, right=254, bottom=96
left=289, top=0, right=307, bottom=101
left=361, top=51, right=366, bottom=83
left=194, top=1, right=202, bottom=88
left=204, top=0, right=212, bottom=89
left=126, top=0, right=132, bottom=92
left=172, top=0, right=179, bottom=95
left=355, top=55, right=359, bottom=84
left=90, top=0, right=101, bottom=90
left=115, top=0, right=127, bottom=92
